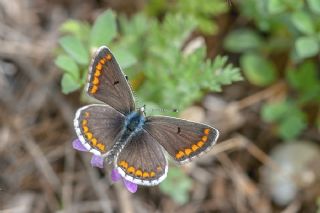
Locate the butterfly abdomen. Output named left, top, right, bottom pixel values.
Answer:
left=106, top=130, right=131, bottom=164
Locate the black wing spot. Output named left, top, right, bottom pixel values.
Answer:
left=177, top=127, right=181, bottom=134
left=125, top=75, right=128, bottom=81
left=113, top=80, right=120, bottom=85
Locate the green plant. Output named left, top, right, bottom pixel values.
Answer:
left=224, top=0, right=320, bottom=140
left=262, top=100, right=307, bottom=140
left=159, top=166, right=192, bottom=204
left=55, top=10, right=138, bottom=94
left=55, top=8, right=241, bottom=202
left=145, top=0, right=228, bottom=34
left=56, top=9, right=241, bottom=112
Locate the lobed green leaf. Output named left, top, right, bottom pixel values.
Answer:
left=61, top=73, right=81, bottom=94
left=291, top=11, right=315, bottom=35
left=55, top=55, right=79, bottom=79
left=295, top=36, right=319, bottom=59
left=59, top=35, right=89, bottom=65
left=90, top=10, right=117, bottom=48
left=240, top=53, right=277, bottom=86
left=224, top=29, right=263, bottom=53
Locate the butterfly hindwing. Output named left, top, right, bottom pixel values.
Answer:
left=143, top=116, right=219, bottom=163
left=74, top=104, right=125, bottom=156
left=115, top=129, right=168, bottom=186
left=86, top=46, right=135, bottom=115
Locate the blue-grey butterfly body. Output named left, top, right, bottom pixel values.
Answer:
left=74, top=46, right=219, bottom=186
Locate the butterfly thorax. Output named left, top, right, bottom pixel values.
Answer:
left=124, top=111, right=145, bottom=133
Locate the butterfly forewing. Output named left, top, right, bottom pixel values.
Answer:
left=86, top=46, right=135, bottom=115
left=115, top=129, right=168, bottom=186
left=143, top=116, right=219, bottom=163
left=74, top=104, right=125, bottom=156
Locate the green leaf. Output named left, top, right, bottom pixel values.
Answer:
left=287, top=62, right=316, bottom=91
left=240, top=53, right=277, bottom=86
left=197, top=17, right=218, bottom=35
left=262, top=101, right=289, bottom=122
left=278, top=113, right=306, bottom=140
left=61, top=73, right=81, bottom=94
left=268, top=0, right=286, bottom=14
left=224, top=29, right=263, bottom=53
left=286, top=62, right=320, bottom=103
left=291, top=11, right=315, bottom=35
left=90, top=10, right=117, bottom=48
left=159, top=167, right=192, bottom=204
left=59, top=35, right=89, bottom=65
left=307, top=0, right=320, bottom=14
left=119, top=13, right=149, bottom=37
left=59, top=19, right=90, bottom=41
left=262, top=100, right=307, bottom=140
left=112, top=48, right=137, bottom=69
left=55, top=55, right=79, bottom=79
left=295, top=36, right=319, bottom=59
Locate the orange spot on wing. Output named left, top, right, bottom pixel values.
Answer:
left=192, top=144, right=199, bottom=151
left=86, top=132, right=93, bottom=140
left=120, top=161, right=128, bottom=169
left=106, top=54, right=112, bottom=61
left=175, top=151, right=185, bottom=159
left=92, top=77, right=99, bottom=85
left=84, top=112, right=90, bottom=117
left=97, top=143, right=105, bottom=151
left=100, top=59, right=106, bottom=64
left=128, top=167, right=135, bottom=174
left=150, top=172, right=156, bottom=177
left=82, top=120, right=87, bottom=125
left=90, top=85, right=98, bottom=94
left=197, top=141, right=204, bottom=147
left=96, top=63, right=102, bottom=70
left=143, top=172, right=150, bottom=178
left=202, top=136, right=208, bottom=142
left=204, top=128, right=210, bottom=135
left=82, top=126, right=88, bottom=133
left=94, top=70, right=101, bottom=77
left=185, top=148, right=192, bottom=156
left=91, top=138, right=97, bottom=146
left=157, top=166, right=162, bottom=171
left=135, top=169, right=142, bottom=177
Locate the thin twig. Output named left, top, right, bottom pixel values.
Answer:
left=61, top=143, right=75, bottom=213
left=231, top=81, right=286, bottom=111
left=114, top=183, right=134, bottom=213
left=21, top=131, right=61, bottom=191
left=82, top=155, right=112, bottom=213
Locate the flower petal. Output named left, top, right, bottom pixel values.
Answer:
left=90, top=155, right=104, bottom=168
left=72, top=139, right=88, bottom=152
left=111, top=169, right=122, bottom=182
left=123, top=179, right=138, bottom=193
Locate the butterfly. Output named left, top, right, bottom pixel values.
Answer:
left=74, top=46, right=219, bottom=186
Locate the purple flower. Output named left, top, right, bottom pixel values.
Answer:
left=111, top=169, right=138, bottom=193
left=72, top=139, right=104, bottom=168
left=72, top=139, right=138, bottom=193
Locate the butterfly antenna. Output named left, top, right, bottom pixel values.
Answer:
left=138, top=105, right=146, bottom=116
